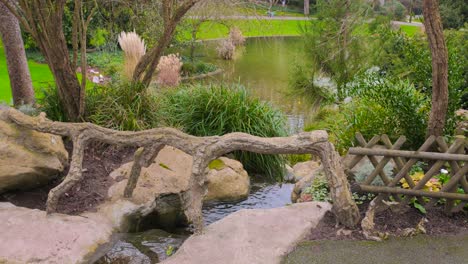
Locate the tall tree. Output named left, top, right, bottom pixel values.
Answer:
left=423, top=0, right=448, bottom=137
left=0, top=0, right=95, bottom=121
left=0, top=0, right=34, bottom=106
left=303, top=0, right=369, bottom=100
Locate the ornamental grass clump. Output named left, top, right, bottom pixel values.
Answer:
left=229, top=27, right=246, bottom=46
left=160, top=83, right=288, bottom=180
left=156, top=54, right=183, bottom=87
left=118, top=31, right=146, bottom=80
left=217, top=39, right=235, bottom=60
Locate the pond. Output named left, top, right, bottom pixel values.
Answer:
left=189, top=36, right=312, bottom=133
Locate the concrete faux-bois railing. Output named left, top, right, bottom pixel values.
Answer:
left=6, top=108, right=360, bottom=231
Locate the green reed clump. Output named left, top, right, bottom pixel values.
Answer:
left=160, top=83, right=288, bottom=180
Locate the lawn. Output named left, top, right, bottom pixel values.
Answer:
left=0, top=40, right=54, bottom=104
left=181, top=19, right=308, bottom=40
left=399, top=24, right=423, bottom=37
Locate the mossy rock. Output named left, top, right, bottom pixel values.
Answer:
left=208, top=159, right=226, bottom=171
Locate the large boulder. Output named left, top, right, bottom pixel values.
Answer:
left=291, top=160, right=321, bottom=182
left=0, top=109, right=68, bottom=193
left=108, top=146, right=250, bottom=204
left=205, top=157, right=250, bottom=202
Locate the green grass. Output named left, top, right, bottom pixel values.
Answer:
left=399, top=25, right=422, bottom=37
left=160, top=83, right=288, bottom=180
left=181, top=19, right=308, bottom=40
left=0, top=40, right=54, bottom=104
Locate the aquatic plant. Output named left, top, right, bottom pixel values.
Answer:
left=229, top=27, right=246, bottom=46
left=217, top=39, right=235, bottom=60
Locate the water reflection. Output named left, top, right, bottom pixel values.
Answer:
left=202, top=182, right=294, bottom=225
left=187, top=36, right=313, bottom=133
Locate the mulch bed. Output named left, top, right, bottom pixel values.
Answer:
left=308, top=203, right=468, bottom=241
left=0, top=141, right=135, bottom=214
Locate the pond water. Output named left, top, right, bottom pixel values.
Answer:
left=100, top=183, right=294, bottom=263
left=190, top=36, right=312, bottom=133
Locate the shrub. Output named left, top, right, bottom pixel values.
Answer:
left=217, top=39, right=235, bottom=60
left=118, top=31, right=146, bottom=80
left=90, top=28, right=109, bottom=48
left=306, top=72, right=430, bottom=154
left=85, top=81, right=160, bottom=131
left=229, top=27, right=246, bottom=46
left=159, top=83, right=288, bottom=180
left=156, top=54, right=183, bottom=87
left=38, top=85, right=68, bottom=122
left=374, top=26, right=467, bottom=135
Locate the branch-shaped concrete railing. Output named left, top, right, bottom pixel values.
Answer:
left=7, top=109, right=360, bottom=230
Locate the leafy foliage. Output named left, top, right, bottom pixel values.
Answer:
left=85, top=81, right=160, bottom=131
left=303, top=176, right=331, bottom=203
left=373, top=25, right=467, bottom=136
left=301, top=0, right=372, bottom=99
left=306, top=72, right=429, bottom=153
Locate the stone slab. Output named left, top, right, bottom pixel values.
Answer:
left=0, top=203, right=113, bottom=264
left=162, top=202, right=331, bottom=264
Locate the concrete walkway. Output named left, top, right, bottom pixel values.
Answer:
left=162, top=202, right=331, bottom=264
left=283, top=234, right=468, bottom=264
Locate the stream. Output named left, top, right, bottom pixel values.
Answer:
left=99, top=182, right=294, bottom=263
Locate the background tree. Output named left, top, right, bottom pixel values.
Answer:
left=132, top=0, right=205, bottom=86
left=438, top=0, right=467, bottom=29
left=0, top=0, right=34, bottom=106
left=302, top=0, right=370, bottom=100
left=423, top=0, right=448, bottom=137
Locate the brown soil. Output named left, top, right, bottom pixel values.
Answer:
left=0, top=141, right=135, bottom=214
left=308, top=203, right=468, bottom=241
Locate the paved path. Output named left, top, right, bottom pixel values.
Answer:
left=283, top=234, right=468, bottom=264
left=162, top=202, right=331, bottom=264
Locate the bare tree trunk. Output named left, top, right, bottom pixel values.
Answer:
left=304, top=0, right=309, bottom=15
left=423, top=0, right=449, bottom=137
left=0, top=0, right=34, bottom=106
left=132, top=0, right=201, bottom=86
left=0, top=0, right=94, bottom=121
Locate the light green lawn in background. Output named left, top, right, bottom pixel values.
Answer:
left=0, top=40, right=54, bottom=104
left=183, top=19, right=308, bottom=40
left=399, top=24, right=423, bottom=37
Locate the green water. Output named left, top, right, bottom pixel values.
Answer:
left=190, top=36, right=312, bottom=132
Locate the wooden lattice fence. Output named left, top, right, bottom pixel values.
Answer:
left=347, top=133, right=468, bottom=214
